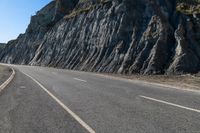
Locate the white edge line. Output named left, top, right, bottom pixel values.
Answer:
left=0, top=68, right=15, bottom=93
left=20, top=71, right=95, bottom=133
left=74, top=78, right=87, bottom=83
left=140, top=95, right=200, bottom=113
left=2, top=63, right=199, bottom=93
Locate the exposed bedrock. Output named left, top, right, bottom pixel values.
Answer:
left=0, top=0, right=200, bottom=75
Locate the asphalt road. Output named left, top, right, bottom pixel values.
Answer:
left=0, top=64, right=200, bottom=133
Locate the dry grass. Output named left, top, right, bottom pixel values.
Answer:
left=176, top=2, right=200, bottom=14
left=64, top=0, right=111, bottom=20
left=106, top=73, right=200, bottom=90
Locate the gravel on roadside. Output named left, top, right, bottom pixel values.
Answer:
left=0, top=65, right=12, bottom=85
left=104, top=73, right=200, bottom=90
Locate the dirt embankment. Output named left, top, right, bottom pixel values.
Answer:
left=0, top=65, right=12, bottom=85
left=105, top=73, right=200, bottom=90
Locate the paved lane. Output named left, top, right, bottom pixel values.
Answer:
left=1, top=64, right=200, bottom=133
left=0, top=68, right=88, bottom=133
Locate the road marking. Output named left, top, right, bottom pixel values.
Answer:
left=20, top=86, right=26, bottom=89
left=0, top=68, right=15, bottom=93
left=51, top=72, right=57, bottom=75
left=21, top=71, right=95, bottom=133
left=74, top=78, right=87, bottom=83
left=140, top=95, right=200, bottom=113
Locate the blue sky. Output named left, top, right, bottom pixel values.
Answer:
left=0, top=0, right=52, bottom=43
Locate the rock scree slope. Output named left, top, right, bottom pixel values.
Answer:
left=0, top=0, right=200, bottom=75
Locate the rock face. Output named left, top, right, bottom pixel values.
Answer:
left=0, top=43, right=6, bottom=51
left=0, top=0, right=200, bottom=75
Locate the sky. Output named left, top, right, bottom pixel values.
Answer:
left=0, top=0, right=52, bottom=43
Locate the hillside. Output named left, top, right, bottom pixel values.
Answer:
left=0, top=43, right=6, bottom=50
left=0, top=0, right=200, bottom=75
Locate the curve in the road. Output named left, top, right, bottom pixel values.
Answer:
left=0, top=68, right=15, bottom=93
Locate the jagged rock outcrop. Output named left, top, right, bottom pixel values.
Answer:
left=0, top=43, right=6, bottom=51
left=0, top=0, right=78, bottom=64
left=0, top=0, right=200, bottom=75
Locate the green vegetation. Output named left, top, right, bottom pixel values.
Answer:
left=177, top=0, right=200, bottom=4
left=64, top=0, right=111, bottom=20
left=176, top=0, right=200, bottom=14
left=64, top=0, right=200, bottom=19
left=79, top=0, right=110, bottom=3
left=64, top=5, right=94, bottom=20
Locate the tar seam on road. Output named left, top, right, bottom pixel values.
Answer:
left=74, top=78, right=87, bottom=83
left=21, top=71, right=95, bottom=133
left=0, top=68, right=15, bottom=93
left=140, top=95, right=200, bottom=113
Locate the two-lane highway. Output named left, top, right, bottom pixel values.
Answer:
left=0, top=64, right=200, bottom=133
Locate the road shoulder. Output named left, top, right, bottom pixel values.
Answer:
left=0, top=65, right=13, bottom=85
left=97, top=73, right=200, bottom=92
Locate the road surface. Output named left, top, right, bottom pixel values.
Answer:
left=0, top=64, right=200, bottom=133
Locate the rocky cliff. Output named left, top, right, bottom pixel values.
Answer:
left=0, top=0, right=200, bottom=75
left=0, top=43, right=6, bottom=51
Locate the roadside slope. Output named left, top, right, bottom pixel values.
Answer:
left=0, top=65, right=12, bottom=85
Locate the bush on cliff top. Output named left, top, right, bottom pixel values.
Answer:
left=176, top=0, right=200, bottom=14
